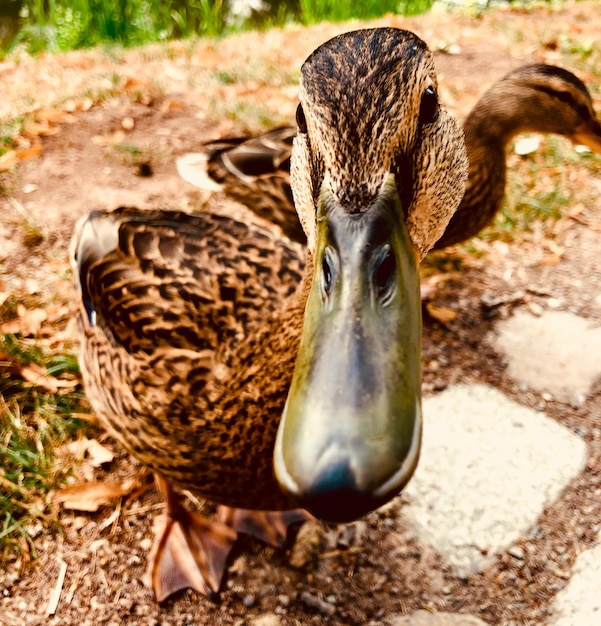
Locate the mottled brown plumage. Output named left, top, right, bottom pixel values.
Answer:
left=72, top=28, right=467, bottom=602
left=179, top=64, right=601, bottom=249
left=75, top=207, right=306, bottom=510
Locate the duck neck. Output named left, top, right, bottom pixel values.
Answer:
left=434, top=80, right=544, bottom=249
left=468, top=74, right=578, bottom=141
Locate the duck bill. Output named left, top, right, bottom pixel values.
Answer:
left=274, top=175, right=422, bottom=523
left=571, top=117, right=601, bottom=154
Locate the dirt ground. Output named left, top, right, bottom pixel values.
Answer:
left=1, top=1, right=601, bottom=624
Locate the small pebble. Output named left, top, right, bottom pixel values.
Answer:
left=547, top=297, right=562, bottom=309
left=242, top=593, right=256, bottom=607
left=336, top=525, right=356, bottom=549
left=249, top=614, right=282, bottom=626
left=300, top=591, right=336, bottom=616
left=508, top=545, right=525, bottom=560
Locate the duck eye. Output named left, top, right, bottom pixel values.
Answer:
left=296, top=103, right=308, bottom=133
left=373, top=245, right=396, bottom=305
left=419, top=86, right=439, bottom=125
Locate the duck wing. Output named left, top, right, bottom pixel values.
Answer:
left=177, top=127, right=304, bottom=243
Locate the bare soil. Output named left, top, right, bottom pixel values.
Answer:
left=1, top=2, right=601, bottom=624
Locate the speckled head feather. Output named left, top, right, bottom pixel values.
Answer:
left=291, top=28, right=468, bottom=257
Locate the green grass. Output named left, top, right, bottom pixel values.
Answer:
left=5, top=0, right=435, bottom=57
left=477, top=136, right=601, bottom=245
left=0, top=116, right=26, bottom=155
left=299, top=0, right=432, bottom=22
left=0, top=320, right=92, bottom=562
left=11, top=0, right=228, bottom=54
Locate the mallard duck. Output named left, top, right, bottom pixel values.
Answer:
left=177, top=64, right=601, bottom=248
left=72, top=28, right=468, bottom=602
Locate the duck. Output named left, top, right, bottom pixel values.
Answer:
left=71, top=28, right=468, bottom=603
left=177, top=63, right=601, bottom=249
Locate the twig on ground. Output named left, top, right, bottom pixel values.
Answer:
left=46, top=559, right=67, bottom=616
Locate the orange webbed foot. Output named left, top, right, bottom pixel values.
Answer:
left=143, top=477, right=237, bottom=602
left=217, top=506, right=312, bottom=548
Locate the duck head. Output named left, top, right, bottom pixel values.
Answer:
left=274, top=28, right=468, bottom=523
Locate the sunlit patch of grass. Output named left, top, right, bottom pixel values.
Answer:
left=299, top=0, right=432, bottom=22
left=8, top=0, right=438, bottom=57
left=112, top=143, right=161, bottom=177
left=0, top=314, right=93, bottom=564
left=496, top=187, right=566, bottom=239
left=113, top=143, right=148, bottom=164
left=212, top=57, right=298, bottom=89
left=562, top=37, right=597, bottom=60
left=207, top=94, right=287, bottom=130
left=215, top=70, right=238, bottom=85
left=475, top=137, right=579, bottom=244
left=450, top=132, right=601, bottom=254
left=0, top=117, right=26, bottom=155
left=534, top=32, right=601, bottom=86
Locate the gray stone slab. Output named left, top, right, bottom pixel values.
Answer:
left=492, top=309, right=601, bottom=405
left=386, top=610, right=489, bottom=625
left=550, top=538, right=601, bottom=626
left=402, top=384, right=587, bottom=576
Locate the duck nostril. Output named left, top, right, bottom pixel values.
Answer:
left=321, top=248, right=336, bottom=298
left=373, top=245, right=396, bottom=305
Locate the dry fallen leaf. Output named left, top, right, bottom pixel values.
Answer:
left=0, top=348, right=78, bottom=393
left=92, top=130, right=125, bottom=146
left=123, top=77, right=156, bottom=104
left=0, top=150, right=18, bottom=171
left=161, top=99, right=186, bottom=112
left=543, top=239, right=564, bottom=256
left=568, top=212, right=601, bottom=232
left=0, top=305, right=47, bottom=336
left=16, top=142, right=43, bottom=162
left=23, top=121, right=60, bottom=138
left=123, top=77, right=151, bottom=91
left=19, top=361, right=79, bottom=393
left=35, top=107, right=75, bottom=125
left=86, top=438, right=115, bottom=466
left=426, top=302, right=458, bottom=324
left=419, top=273, right=453, bottom=301
left=65, top=437, right=115, bottom=467
left=539, top=254, right=563, bottom=266
left=53, top=479, right=137, bottom=512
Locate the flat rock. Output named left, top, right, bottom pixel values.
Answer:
left=386, top=610, right=489, bottom=625
left=492, top=309, right=601, bottom=404
left=249, top=614, right=282, bottom=626
left=550, top=537, right=601, bottom=625
left=402, top=384, right=587, bottom=575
